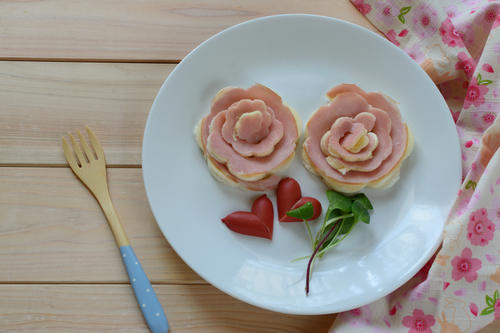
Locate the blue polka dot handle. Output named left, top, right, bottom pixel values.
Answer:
left=120, top=245, right=169, bottom=333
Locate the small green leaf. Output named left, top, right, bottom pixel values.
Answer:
left=340, top=216, right=356, bottom=234
left=326, top=190, right=352, bottom=212
left=486, top=295, right=495, bottom=307
left=324, top=213, right=349, bottom=228
left=319, top=222, right=342, bottom=252
left=352, top=200, right=370, bottom=224
left=465, top=180, right=477, bottom=190
left=352, top=193, right=373, bottom=210
left=480, top=307, right=495, bottom=316
left=494, top=290, right=499, bottom=301
left=478, top=79, right=493, bottom=85
left=400, top=6, right=412, bottom=15
left=324, top=207, right=342, bottom=222
left=287, top=202, right=314, bottom=220
left=398, top=15, right=405, bottom=24
left=477, top=73, right=482, bottom=82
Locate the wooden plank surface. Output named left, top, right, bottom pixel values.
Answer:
left=0, top=167, right=202, bottom=284
left=0, top=284, right=334, bottom=332
left=0, top=0, right=380, bottom=61
left=0, top=62, right=173, bottom=166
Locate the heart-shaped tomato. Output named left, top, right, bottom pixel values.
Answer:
left=221, top=195, right=273, bottom=240
left=277, top=177, right=302, bottom=221
left=281, top=197, right=322, bottom=222
left=251, top=194, right=274, bottom=234
left=277, top=177, right=322, bottom=222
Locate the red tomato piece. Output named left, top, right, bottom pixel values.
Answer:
left=221, top=195, right=274, bottom=240
left=277, top=177, right=302, bottom=222
left=251, top=195, right=274, bottom=237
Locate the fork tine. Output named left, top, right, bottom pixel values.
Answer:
left=69, top=133, right=87, bottom=165
left=86, top=126, right=105, bottom=160
left=62, top=137, right=80, bottom=170
left=77, top=129, right=95, bottom=161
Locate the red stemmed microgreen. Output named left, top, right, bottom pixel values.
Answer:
left=287, top=190, right=373, bottom=295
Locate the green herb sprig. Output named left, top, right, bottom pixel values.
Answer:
left=288, top=190, right=373, bottom=295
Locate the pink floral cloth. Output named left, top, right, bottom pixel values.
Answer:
left=330, top=1, right=500, bottom=332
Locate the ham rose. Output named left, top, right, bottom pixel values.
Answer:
left=196, top=84, right=300, bottom=191
left=303, top=84, right=414, bottom=193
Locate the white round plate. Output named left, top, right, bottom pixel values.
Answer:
left=143, top=14, right=461, bottom=315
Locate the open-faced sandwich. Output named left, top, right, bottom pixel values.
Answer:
left=302, top=84, right=414, bottom=193
left=195, top=84, right=301, bottom=191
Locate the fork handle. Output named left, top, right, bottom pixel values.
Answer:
left=120, top=245, right=169, bottom=333
left=98, top=191, right=130, bottom=247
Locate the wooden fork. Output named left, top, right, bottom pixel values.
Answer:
left=62, top=127, right=169, bottom=333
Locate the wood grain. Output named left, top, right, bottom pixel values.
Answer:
left=0, top=0, right=380, bottom=61
left=0, top=284, right=335, bottom=332
left=0, top=284, right=497, bottom=332
left=0, top=167, right=202, bottom=284
left=0, top=61, right=173, bottom=165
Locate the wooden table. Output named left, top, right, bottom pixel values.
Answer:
left=0, top=1, right=497, bottom=332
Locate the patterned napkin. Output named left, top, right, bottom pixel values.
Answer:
left=329, top=1, right=500, bottom=332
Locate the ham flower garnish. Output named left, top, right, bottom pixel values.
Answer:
left=196, top=84, right=300, bottom=191
left=303, top=84, right=413, bottom=193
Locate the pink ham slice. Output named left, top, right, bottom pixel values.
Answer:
left=220, top=99, right=284, bottom=157
left=340, top=112, right=376, bottom=153
left=324, top=106, right=392, bottom=172
left=340, top=123, right=369, bottom=153
left=222, top=99, right=271, bottom=144
left=323, top=115, right=382, bottom=163
left=304, top=85, right=408, bottom=184
left=200, top=84, right=299, bottom=186
left=351, top=112, right=376, bottom=132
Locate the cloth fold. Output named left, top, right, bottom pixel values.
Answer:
left=330, top=1, right=500, bottom=332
